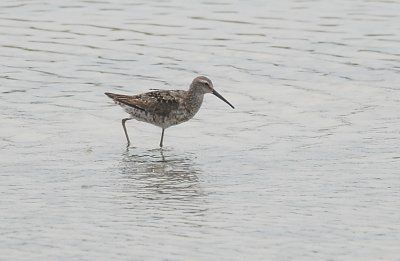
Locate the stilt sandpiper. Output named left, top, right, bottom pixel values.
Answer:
left=105, top=76, right=234, bottom=147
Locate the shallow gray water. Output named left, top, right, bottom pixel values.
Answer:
left=1, top=0, right=400, bottom=260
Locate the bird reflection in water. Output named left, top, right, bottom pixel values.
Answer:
left=119, top=148, right=204, bottom=202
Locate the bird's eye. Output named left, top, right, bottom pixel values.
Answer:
left=198, top=79, right=211, bottom=88
left=202, top=81, right=210, bottom=87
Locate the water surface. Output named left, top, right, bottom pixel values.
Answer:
left=1, top=0, right=399, bottom=260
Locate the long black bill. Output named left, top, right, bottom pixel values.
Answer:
left=212, top=90, right=235, bottom=109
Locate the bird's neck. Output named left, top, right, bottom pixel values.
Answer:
left=186, top=88, right=205, bottom=113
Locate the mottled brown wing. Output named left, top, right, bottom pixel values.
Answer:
left=105, top=90, right=183, bottom=116
left=133, top=90, right=181, bottom=116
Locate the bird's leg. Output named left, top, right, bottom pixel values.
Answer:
left=122, top=118, right=132, bottom=146
left=159, top=128, right=165, bottom=148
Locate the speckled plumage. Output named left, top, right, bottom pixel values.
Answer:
left=105, top=76, right=234, bottom=147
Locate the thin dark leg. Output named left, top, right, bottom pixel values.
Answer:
left=122, top=118, right=132, bottom=146
left=159, top=128, right=165, bottom=147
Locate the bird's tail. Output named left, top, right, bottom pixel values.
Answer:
left=105, top=92, right=118, bottom=100
left=104, top=92, right=145, bottom=111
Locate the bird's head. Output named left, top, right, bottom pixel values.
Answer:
left=190, top=76, right=234, bottom=109
left=191, top=76, right=214, bottom=94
